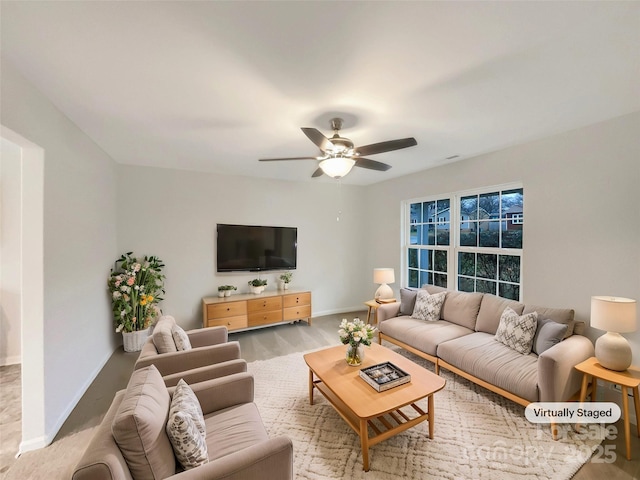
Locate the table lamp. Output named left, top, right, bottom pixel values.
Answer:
left=590, top=296, right=637, bottom=371
left=373, top=268, right=395, bottom=300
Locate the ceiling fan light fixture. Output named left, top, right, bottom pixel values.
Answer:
left=319, top=156, right=356, bottom=178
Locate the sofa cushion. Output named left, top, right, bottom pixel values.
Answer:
left=399, top=288, right=418, bottom=315
left=411, top=290, right=446, bottom=322
left=172, top=324, right=192, bottom=351
left=475, top=294, right=525, bottom=335
left=523, top=304, right=575, bottom=338
left=438, top=332, right=539, bottom=402
left=379, top=316, right=474, bottom=357
left=494, top=307, right=538, bottom=355
left=532, top=318, right=568, bottom=355
left=204, top=402, right=269, bottom=461
left=153, top=315, right=177, bottom=353
left=438, top=290, right=484, bottom=330
left=111, top=365, right=175, bottom=480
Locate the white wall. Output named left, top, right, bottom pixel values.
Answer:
left=1, top=61, right=119, bottom=449
left=0, top=139, right=23, bottom=365
left=365, top=111, right=640, bottom=363
left=117, top=166, right=371, bottom=329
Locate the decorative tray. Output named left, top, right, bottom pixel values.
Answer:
left=359, top=362, right=411, bottom=392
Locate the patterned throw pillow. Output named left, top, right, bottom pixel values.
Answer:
left=495, top=307, right=538, bottom=355
left=172, top=324, right=192, bottom=351
left=411, top=290, right=446, bottom=322
left=166, top=379, right=208, bottom=469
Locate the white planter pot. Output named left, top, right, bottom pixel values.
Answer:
left=122, top=327, right=150, bottom=352
left=250, top=286, right=265, bottom=294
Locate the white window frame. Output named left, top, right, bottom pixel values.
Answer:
left=401, top=182, right=524, bottom=300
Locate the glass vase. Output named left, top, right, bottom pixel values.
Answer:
left=346, top=343, right=365, bottom=366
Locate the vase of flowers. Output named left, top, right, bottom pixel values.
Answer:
left=339, top=318, right=377, bottom=366
left=108, top=252, right=165, bottom=352
left=279, top=272, right=293, bottom=290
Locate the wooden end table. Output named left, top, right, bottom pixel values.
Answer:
left=364, top=299, right=396, bottom=324
left=575, top=356, right=640, bottom=460
left=304, top=343, right=445, bottom=471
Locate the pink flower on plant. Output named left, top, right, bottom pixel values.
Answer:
left=126, top=277, right=135, bottom=286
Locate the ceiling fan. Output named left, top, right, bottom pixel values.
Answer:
left=259, top=118, right=417, bottom=179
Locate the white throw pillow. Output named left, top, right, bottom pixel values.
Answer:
left=494, top=307, right=538, bottom=355
left=166, top=379, right=208, bottom=469
left=172, top=324, right=192, bottom=351
left=411, top=290, right=446, bottom=322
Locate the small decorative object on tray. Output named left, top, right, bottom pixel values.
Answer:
left=359, top=362, right=411, bottom=392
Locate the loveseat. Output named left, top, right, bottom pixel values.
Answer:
left=72, top=365, right=293, bottom=480
left=378, top=286, right=594, bottom=409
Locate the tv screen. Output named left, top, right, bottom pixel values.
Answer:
left=216, top=224, right=297, bottom=272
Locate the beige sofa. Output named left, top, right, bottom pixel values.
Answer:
left=135, top=316, right=246, bottom=387
left=72, top=365, right=293, bottom=480
left=378, top=286, right=594, bottom=408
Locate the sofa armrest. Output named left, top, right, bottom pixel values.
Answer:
left=134, top=341, right=241, bottom=376
left=170, top=436, right=293, bottom=480
left=187, top=326, right=228, bottom=348
left=377, top=302, right=402, bottom=324
left=187, top=372, right=254, bottom=414
left=162, top=359, right=247, bottom=387
left=538, top=335, right=595, bottom=402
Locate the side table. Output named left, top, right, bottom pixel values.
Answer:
left=575, top=356, right=640, bottom=460
left=364, top=299, right=396, bottom=325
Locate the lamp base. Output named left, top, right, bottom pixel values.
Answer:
left=595, top=332, right=632, bottom=371
left=375, top=283, right=394, bottom=300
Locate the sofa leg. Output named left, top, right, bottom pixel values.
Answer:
left=551, top=422, right=559, bottom=440
left=435, top=362, right=440, bottom=376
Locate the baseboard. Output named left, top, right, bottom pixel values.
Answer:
left=0, top=355, right=22, bottom=367
left=313, top=305, right=366, bottom=318
left=20, top=346, right=115, bottom=453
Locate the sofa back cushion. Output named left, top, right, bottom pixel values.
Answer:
left=425, top=286, right=483, bottom=330
left=112, top=365, right=175, bottom=479
left=476, top=294, right=525, bottom=335
left=523, top=304, right=575, bottom=338
left=153, top=315, right=177, bottom=353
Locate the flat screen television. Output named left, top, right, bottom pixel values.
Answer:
left=216, top=224, right=297, bottom=272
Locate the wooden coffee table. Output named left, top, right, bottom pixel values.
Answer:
left=304, top=342, right=446, bottom=471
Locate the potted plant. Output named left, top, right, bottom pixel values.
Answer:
left=279, top=271, right=293, bottom=290
left=218, top=285, right=237, bottom=297
left=108, top=252, right=165, bottom=352
left=248, top=278, right=267, bottom=294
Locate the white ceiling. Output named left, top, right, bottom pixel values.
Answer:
left=2, top=1, right=639, bottom=185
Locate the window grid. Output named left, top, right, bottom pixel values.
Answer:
left=403, top=185, right=523, bottom=301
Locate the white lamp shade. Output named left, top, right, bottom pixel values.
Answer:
left=373, top=268, right=395, bottom=285
left=319, top=157, right=355, bottom=178
left=591, top=296, right=637, bottom=333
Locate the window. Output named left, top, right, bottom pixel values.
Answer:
left=407, top=198, right=450, bottom=289
left=403, top=186, right=523, bottom=300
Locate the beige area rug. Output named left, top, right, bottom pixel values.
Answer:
left=2, top=346, right=604, bottom=480
left=248, top=346, right=605, bottom=480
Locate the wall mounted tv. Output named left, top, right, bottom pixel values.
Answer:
left=216, top=224, right=297, bottom=272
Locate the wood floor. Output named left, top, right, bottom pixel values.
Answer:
left=1, top=311, right=638, bottom=479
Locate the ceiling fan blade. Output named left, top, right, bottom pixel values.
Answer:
left=311, top=167, right=324, bottom=178
left=354, top=157, right=392, bottom=172
left=259, top=156, right=318, bottom=162
left=355, top=137, right=417, bottom=156
left=301, top=127, right=334, bottom=152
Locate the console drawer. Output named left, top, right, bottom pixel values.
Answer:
left=206, top=315, right=248, bottom=331
left=207, top=301, right=247, bottom=319
left=248, top=310, right=283, bottom=327
left=283, top=292, right=311, bottom=308
left=283, top=304, right=311, bottom=321
left=247, top=297, right=282, bottom=313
